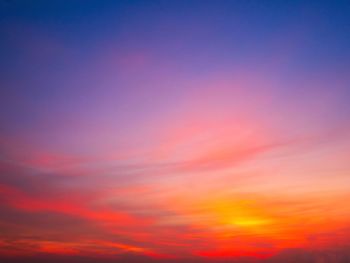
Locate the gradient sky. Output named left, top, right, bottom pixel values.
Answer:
left=1, top=0, right=350, bottom=262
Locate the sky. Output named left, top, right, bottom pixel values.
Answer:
left=0, top=0, right=350, bottom=262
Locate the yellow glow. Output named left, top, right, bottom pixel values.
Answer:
left=228, top=217, right=271, bottom=227
left=194, top=198, right=273, bottom=231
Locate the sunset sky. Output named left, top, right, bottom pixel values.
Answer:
left=0, top=0, right=350, bottom=262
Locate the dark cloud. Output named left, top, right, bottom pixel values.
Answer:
left=2, top=248, right=350, bottom=263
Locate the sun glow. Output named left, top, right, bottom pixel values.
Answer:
left=228, top=217, right=271, bottom=227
